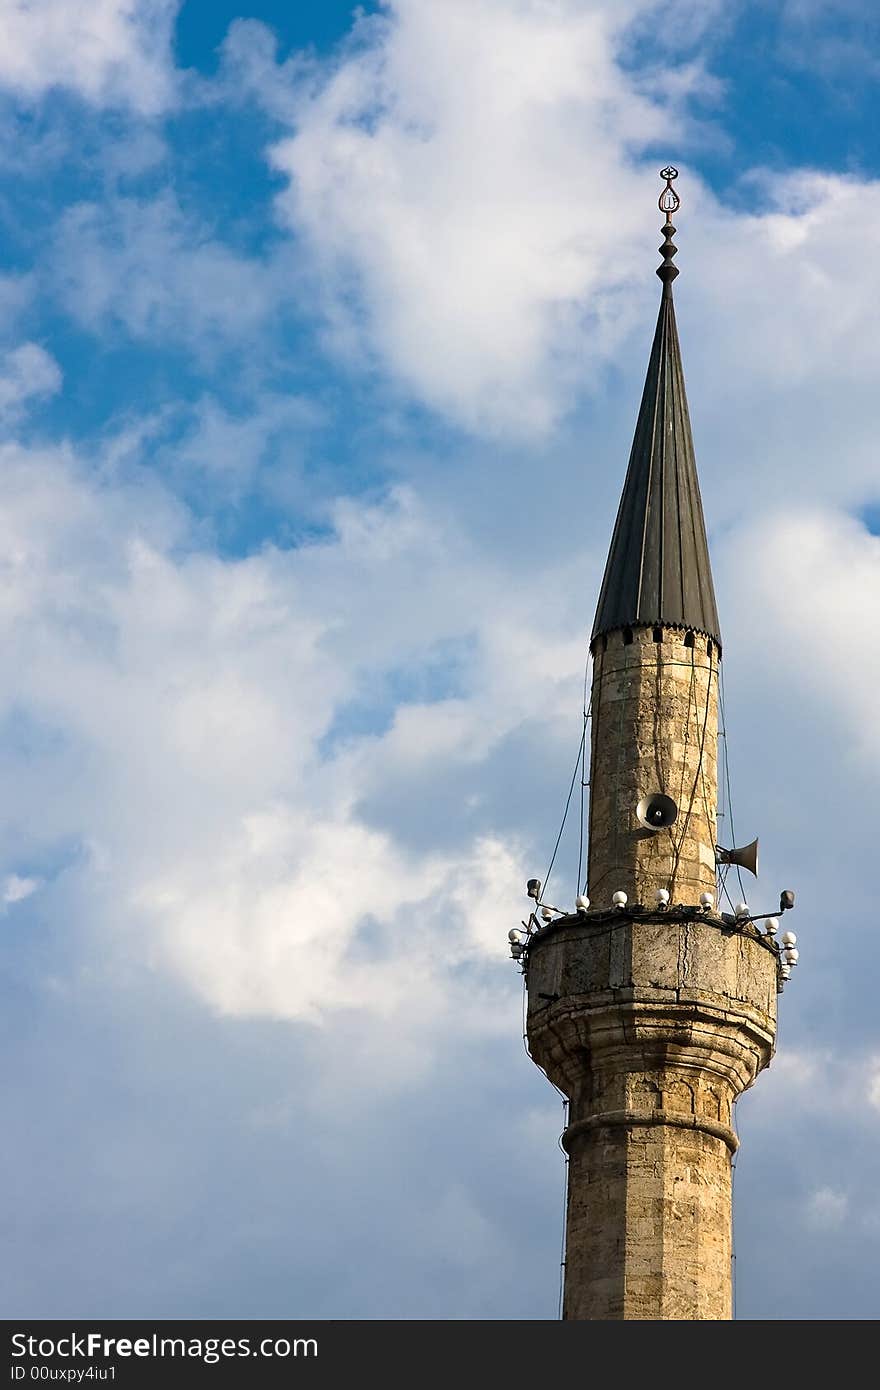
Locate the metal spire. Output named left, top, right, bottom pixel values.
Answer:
left=591, top=168, right=721, bottom=650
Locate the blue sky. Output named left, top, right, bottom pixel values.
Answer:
left=2, top=0, right=880, bottom=1321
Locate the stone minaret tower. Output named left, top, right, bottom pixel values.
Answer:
left=523, top=170, right=779, bottom=1321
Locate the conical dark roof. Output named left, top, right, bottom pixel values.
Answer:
left=591, top=277, right=721, bottom=650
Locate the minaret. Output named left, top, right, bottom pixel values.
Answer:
left=522, top=170, right=782, bottom=1321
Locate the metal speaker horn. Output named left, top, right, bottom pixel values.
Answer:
left=716, top=838, right=759, bottom=878
left=636, top=793, right=679, bottom=831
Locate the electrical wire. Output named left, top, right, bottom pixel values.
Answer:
left=543, top=645, right=592, bottom=905
left=695, top=653, right=717, bottom=847
left=577, top=724, right=588, bottom=895
left=674, top=648, right=697, bottom=841
left=541, top=722, right=586, bottom=905
left=731, top=1095, right=741, bottom=1320
left=526, top=645, right=590, bottom=1319
left=667, top=646, right=713, bottom=895
left=719, top=861, right=737, bottom=916
left=521, top=978, right=569, bottom=1320
left=557, top=1099, right=569, bottom=1320
left=576, top=650, right=592, bottom=896
left=718, top=663, right=748, bottom=905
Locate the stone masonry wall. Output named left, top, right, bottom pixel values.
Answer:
left=525, top=912, right=778, bottom=1320
left=525, top=622, right=777, bottom=1320
left=588, top=625, right=719, bottom=909
left=563, top=1107, right=734, bottom=1320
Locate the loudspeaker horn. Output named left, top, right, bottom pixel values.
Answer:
left=636, top=793, right=679, bottom=831
left=716, top=838, right=759, bottom=878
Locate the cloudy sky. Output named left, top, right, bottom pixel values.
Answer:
left=2, top=0, right=879, bottom=1321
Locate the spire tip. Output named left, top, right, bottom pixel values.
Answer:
left=657, top=166, right=680, bottom=287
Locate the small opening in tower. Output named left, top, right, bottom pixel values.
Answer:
left=623, top=627, right=634, bottom=646
left=652, top=626, right=663, bottom=643
left=707, top=638, right=714, bottom=658
left=684, top=630, right=695, bottom=648
left=600, top=634, right=607, bottom=653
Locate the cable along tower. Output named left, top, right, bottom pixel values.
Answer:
left=511, top=169, right=798, bottom=1321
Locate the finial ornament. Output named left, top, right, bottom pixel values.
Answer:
left=659, top=166, right=680, bottom=215
left=657, top=165, right=680, bottom=287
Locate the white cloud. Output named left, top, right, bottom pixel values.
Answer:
left=8, top=0, right=880, bottom=1324
left=167, top=393, right=322, bottom=496
left=725, top=509, right=880, bottom=763
left=690, top=171, right=880, bottom=394
left=2, top=440, right=874, bottom=1051
left=0, top=0, right=179, bottom=114
left=52, top=196, right=286, bottom=352
left=138, top=812, right=522, bottom=1022
left=744, top=1037, right=880, bottom=1142
left=2, top=873, right=38, bottom=906
left=867, top=1059, right=880, bottom=1112
left=244, top=0, right=880, bottom=477
left=266, top=0, right=686, bottom=433
left=10, top=0, right=880, bottom=1104
left=0, top=343, right=61, bottom=421
left=770, top=1048, right=826, bottom=1088
left=0, top=438, right=577, bottom=1029
left=805, top=1185, right=848, bottom=1230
